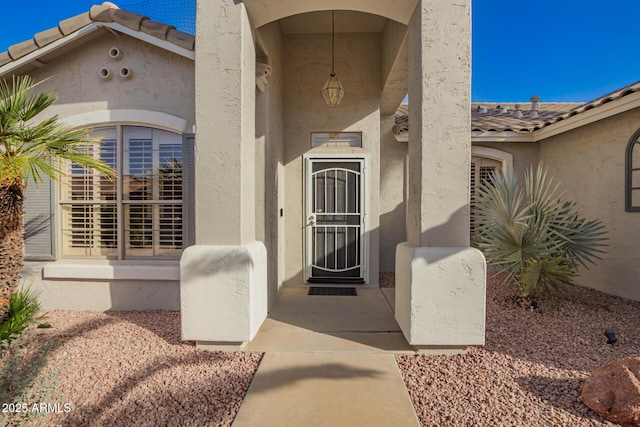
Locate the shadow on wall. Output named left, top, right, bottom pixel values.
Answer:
left=24, top=214, right=51, bottom=240
left=379, top=201, right=406, bottom=272
left=413, top=204, right=470, bottom=249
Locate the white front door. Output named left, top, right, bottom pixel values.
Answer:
left=306, top=158, right=365, bottom=284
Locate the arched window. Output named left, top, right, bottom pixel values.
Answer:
left=60, top=125, right=194, bottom=259
left=470, top=147, right=513, bottom=236
left=625, top=129, right=640, bottom=211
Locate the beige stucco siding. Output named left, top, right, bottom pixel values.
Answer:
left=378, top=139, right=538, bottom=272
left=379, top=115, right=407, bottom=272
left=256, top=22, right=286, bottom=308
left=540, top=108, right=640, bottom=300
left=28, top=34, right=194, bottom=129
left=283, top=32, right=382, bottom=286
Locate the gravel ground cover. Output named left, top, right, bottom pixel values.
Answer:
left=2, top=275, right=639, bottom=426
left=397, top=274, right=640, bottom=426
left=1, top=311, right=262, bottom=427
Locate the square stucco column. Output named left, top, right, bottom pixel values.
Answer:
left=396, top=0, right=486, bottom=353
left=182, top=1, right=266, bottom=348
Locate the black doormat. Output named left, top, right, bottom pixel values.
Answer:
left=308, top=287, right=357, bottom=296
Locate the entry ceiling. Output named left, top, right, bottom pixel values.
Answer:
left=278, top=10, right=387, bottom=34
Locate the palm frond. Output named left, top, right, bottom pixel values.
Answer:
left=474, top=163, right=608, bottom=298
left=0, top=75, right=114, bottom=186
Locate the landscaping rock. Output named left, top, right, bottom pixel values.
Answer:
left=581, top=357, right=640, bottom=426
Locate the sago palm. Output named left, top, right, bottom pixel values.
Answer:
left=0, top=75, right=114, bottom=318
left=473, top=164, right=607, bottom=298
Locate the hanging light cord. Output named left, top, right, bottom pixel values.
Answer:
left=331, top=10, right=335, bottom=75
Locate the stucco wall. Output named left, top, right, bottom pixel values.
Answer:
left=379, top=115, right=407, bottom=272
left=283, top=31, right=382, bottom=286
left=256, top=22, right=285, bottom=308
left=378, top=138, right=538, bottom=273
left=540, top=108, right=640, bottom=300
left=28, top=34, right=195, bottom=130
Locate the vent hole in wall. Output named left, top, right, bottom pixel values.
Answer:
left=99, top=68, right=112, bottom=81
left=109, top=47, right=122, bottom=60
left=119, top=67, right=133, bottom=80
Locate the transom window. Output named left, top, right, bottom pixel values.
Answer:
left=626, top=129, right=640, bottom=211
left=60, top=126, right=184, bottom=259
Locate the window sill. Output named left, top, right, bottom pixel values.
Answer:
left=43, top=260, right=180, bottom=281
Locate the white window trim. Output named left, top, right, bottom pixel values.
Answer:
left=62, top=109, right=188, bottom=134
left=43, top=260, right=179, bottom=281
left=471, top=146, right=513, bottom=176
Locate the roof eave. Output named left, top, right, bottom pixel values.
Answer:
left=395, top=131, right=536, bottom=143
left=103, top=22, right=194, bottom=60
left=534, top=91, right=640, bottom=141
left=472, top=131, right=535, bottom=143
left=0, top=21, right=194, bottom=78
left=0, top=23, right=102, bottom=77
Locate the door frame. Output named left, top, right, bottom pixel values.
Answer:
left=304, top=154, right=369, bottom=284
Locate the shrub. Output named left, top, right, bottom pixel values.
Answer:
left=473, top=164, right=608, bottom=298
left=0, top=285, right=46, bottom=347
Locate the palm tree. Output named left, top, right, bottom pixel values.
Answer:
left=0, top=75, right=114, bottom=318
left=473, top=164, right=607, bottom=300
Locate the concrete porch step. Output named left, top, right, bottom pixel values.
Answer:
left=245, top=318, right=413, bottom=353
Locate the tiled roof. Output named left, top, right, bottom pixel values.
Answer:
left=0, top=2, right=194, bottom=68
left=395, top=80, right=640, bottom=136
left=470, top=102, right=582, bottom=133
left=394, top=102, right=580, bottom=136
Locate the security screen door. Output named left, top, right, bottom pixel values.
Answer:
left=306, top=159, right=365, bottom=283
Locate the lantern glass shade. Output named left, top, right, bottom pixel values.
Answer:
left=321, top=72, right=345, bottom=107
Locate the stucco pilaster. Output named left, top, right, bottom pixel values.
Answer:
left=195, top=1, right=256, bottom=245
left=406, top=0, right=471, bottom=247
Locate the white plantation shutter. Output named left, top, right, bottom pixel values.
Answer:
left=24, top=175, right=55, bottom=260
left=182, top=133, right=195, bottom=247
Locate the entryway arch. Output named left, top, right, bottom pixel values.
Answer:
left=243, top=0, right=419, bottom=28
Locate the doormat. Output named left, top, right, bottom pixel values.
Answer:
left=308, top=287, right=357, bottom=296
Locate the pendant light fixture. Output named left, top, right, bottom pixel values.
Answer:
left=321, top=10, right=345, bottom=107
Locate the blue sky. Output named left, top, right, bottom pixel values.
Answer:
left=1, top=1, right=638, bottom=102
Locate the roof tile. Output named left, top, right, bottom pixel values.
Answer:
left=59, top=12, right=93, bottom=36
left=89, top=3, right=117, bottom=22
left=8, top=39, right=39, bottom=60
left=0, top=52, right=11, bottom=67
left=112, top=9, right=148, bottom=31
left=469, top=102, right=581, bottom=133
left=140, top=20, right=174, bottom=40
left=1, top=2, right=195, bottom=71
left=34, top=27, right=64, bottom=48
left=166, top=28, right=195, bottom=51
left=394, top=102, right=583, bottom=136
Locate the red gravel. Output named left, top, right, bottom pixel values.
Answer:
left=1, top=311, right=262, bottom=427
left=3, top=274, right=638, bottom=426
left=397, top=274, right=640, bottom=426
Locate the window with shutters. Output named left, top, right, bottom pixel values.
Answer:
left=470, top=156, right=501, bottom=236
left=60, top=125, right=187, bottom=259
left=626, top=129, right=640, bottom=211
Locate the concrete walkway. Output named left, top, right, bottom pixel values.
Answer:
left=233, top=287, right=420, bottom=427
